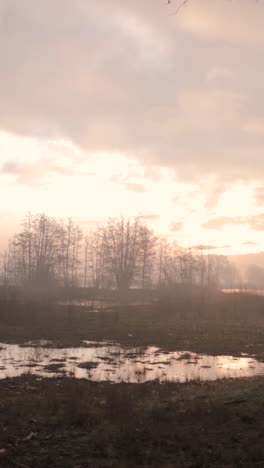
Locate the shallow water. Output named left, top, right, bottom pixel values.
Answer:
left=223, top=288, right=264, bottom=296
left=0, top=341, right=263, bottom=383
left=57, top=298, right=153, bottom=309
left=56, top=299, right=116, bottom=309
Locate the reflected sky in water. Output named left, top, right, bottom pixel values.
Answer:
left=0, top=342, right=263, bottom=383
left=56, top=299, right=115, bottom=309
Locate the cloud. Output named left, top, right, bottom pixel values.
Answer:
left=244, top=118, right=264, bottom=134
left=204, top=178, right=227, bottom=211
left=143, top=167, right=162, bottom=182
left=0, top=0, right=264, bottom=189
left=191, top=244, right=232, bottom=251
left=192, top=244, right=218, bottom=251
left=124, top=182, right=145, bottom=193
left=254, top=186, right=264, bottom=206
left=171, top=196, right=181, bottom=203
left=110, top=169, right=146, bottom=192
left=203, top=214, right=264, bottom=231
left=242, top=241, right=257, bottom=246
left=177, top=0, right=264, bottom=47
left=203, top=216, right=241, bottom=230
left=1, top=158, right=93, bottom=185
left=138, top=214, right=160, bottom=221
left=169, top=221, right=183, bottom=231
left=207, top=67, right=234, bottom=82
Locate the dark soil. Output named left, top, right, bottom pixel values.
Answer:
left=1, top=294, right=264, bottom=466
left=0, top=375, right=264, bottom=467
left=1, top=293, right=264, bottom=358
left=78, top=361, right=99, bottom=370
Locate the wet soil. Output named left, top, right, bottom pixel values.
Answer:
left=1, top=293, right=264, bottom=359
left=1, top=375, right=264, bottom=467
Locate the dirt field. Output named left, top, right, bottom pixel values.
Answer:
left=1, top=293, right=264, bottom=467
left=1, top=375, right=264, bottom=467
left=0, top=292, right=264, bottom=357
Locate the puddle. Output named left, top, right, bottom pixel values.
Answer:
left=0, top=342, right=263, bottom=383
left=23, top=340, right=54, bottom=347
left=57, top=299, right=150, bottom=309
left=223, top=288, right=264, bottom=296
left=56, top=299, right=117, bottom=310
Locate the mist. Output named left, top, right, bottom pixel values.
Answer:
left=0, top=212, right=242, bottom=301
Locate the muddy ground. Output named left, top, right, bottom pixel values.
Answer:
left=0, top=292, right=264, bottom=357
left=1, top=293, right=264, bottom=466
left=0, top=375, right=264, bottom=467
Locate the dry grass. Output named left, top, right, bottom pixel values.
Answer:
left=1, top=375, right=264, bottom=467
left=0, top=292, right=264, bottom=357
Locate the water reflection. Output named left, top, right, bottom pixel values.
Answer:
left=0, top=342, right=263, bottom=383
left=222, top=288, right=264, bottom=296
left=56, top=299, right=117, bottom=309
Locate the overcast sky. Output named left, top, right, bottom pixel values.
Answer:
left=1, top=0, right=264, bottom=253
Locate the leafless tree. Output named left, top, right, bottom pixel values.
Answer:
left=60, top=218, right=83, bottom=289
left=0, top=212, right=239, bottom=303
left=84, top=227, right=111, bottom=290
left=138, top=225, right=157, bottom=290
left=101, top=216, right=144, bottom=301
left=168, top=0, right=190, bottom=15
left=206, top=254, right=230, bottom=289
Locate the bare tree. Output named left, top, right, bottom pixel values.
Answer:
left=168, top=0, right=190, bottom=15
left=83, top=236, right=89, bottom=289
left=84, top=227, right=111, bottom=291
left=102, top=216, right=143, bottom=301
left=60, top=218, right=82, bottom=289
left=138, top=225, right=157, bottom=290
left=0, top=212, right=239, bottom=303
left=158, top=237, right=171, bottom=287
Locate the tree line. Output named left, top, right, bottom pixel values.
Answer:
left=0, top=213, right=239, bottom=297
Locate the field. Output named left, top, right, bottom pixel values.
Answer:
left=1, top=292, right=264, bottom=357
left=1, top=376, right=264, bottom=467
left=1, top=292, right=264, bottom=467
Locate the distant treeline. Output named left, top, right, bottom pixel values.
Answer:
left=0, top=213, right=240, bottom=296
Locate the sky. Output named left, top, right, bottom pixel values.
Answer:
left=1, top=0, right=264, bottom=254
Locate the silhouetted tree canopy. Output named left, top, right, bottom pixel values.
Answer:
left=0, top=213, right=238, bottom=297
